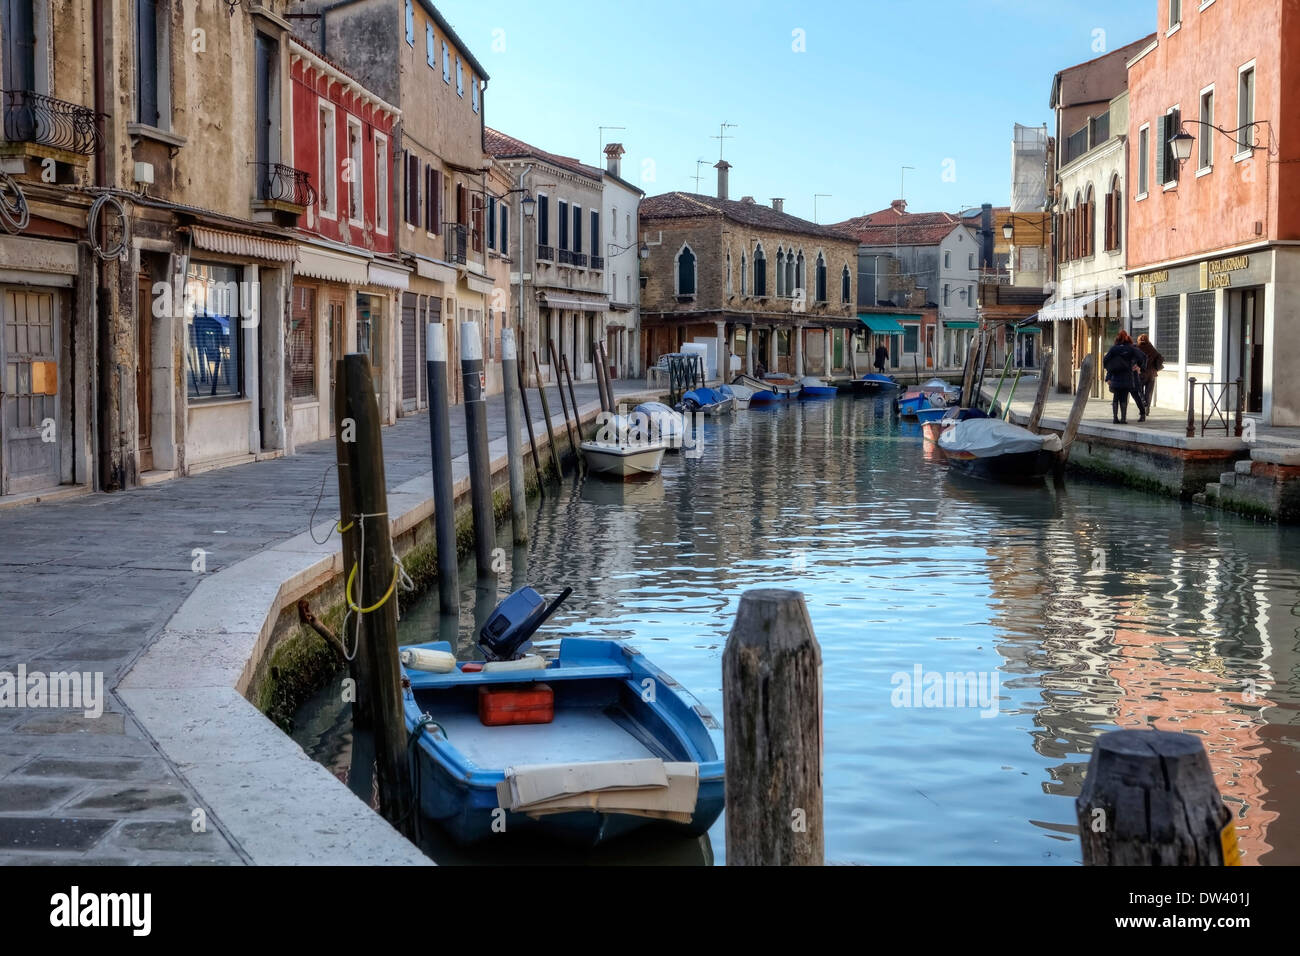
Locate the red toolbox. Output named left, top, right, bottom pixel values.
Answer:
left=478, top=682, right=554, bottom=726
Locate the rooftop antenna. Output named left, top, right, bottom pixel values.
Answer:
left=712, top=121, right=737, bottom=162
left=598, top=125, right=626, bottom=167
left=813, top=193, right=831, bottom=224
left=692, top=159, right=709, bottom=193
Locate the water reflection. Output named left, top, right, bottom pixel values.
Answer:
left=294, top=397, right=1300, bottom=865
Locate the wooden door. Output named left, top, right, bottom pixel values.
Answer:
left=136, top=274, right=153, bottom=472
left=1, top=288, right=60, bottom=495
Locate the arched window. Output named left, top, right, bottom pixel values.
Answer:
left=1060, top=198, right=1070, bottom=263
left=676, top=244, right=696, bottom=296
left=1105, top=174, right=1122, bottom=251
left=815, top=252, right=827, bottom=302
left=785, top=251, right=795, bottom=296
left=726, top=251, right=733, bottom=294
left=753, top=243, right=767, bottom=296
left=740, top=252, right=747, bottom=294
left=795, top=251, right=805, bottom=297
left=841, top=265, right=851, bottom=303
left=1084, top=184, right=1095, bottom=257
left=775, top=249, right=786, bottom=297
left=1073, top=190, right=1082, bottom=260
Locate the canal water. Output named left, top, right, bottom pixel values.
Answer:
left=294, top=397, right=1300, bottom=865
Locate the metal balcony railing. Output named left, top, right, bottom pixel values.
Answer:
left=589, top=255, right=604, bottom=270
left=536, top=244, right=554, bottom=262
left=444, top=222, right=467, bottom=264
left=571, top=252, right=587, bottom=268
left=558, top=248, right=574, bottom=265
left=254, top=162, right=316, bottom=207
left=2, top=90, right=102, bottom=155
left=1186, top=377, right=1245, bottom=437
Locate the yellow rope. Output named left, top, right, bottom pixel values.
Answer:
left=346, top=561, right=398, bottom=614
left=337, top=519, right=354, bottom=533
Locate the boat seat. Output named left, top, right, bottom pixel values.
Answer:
left=406, top=662, right=631, bottom=690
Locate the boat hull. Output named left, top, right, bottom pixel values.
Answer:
left=580, top=441, right=666, bottom=478
left=799, top=385, right=837, bottom=399
left=940, top=448, right=1058, bottom=483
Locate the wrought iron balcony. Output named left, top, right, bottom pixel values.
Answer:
left=255, top=162, right=316, bottom=208
left=536, top=244, right=554, bottom=262
left=558, top=248, right=574, bottom=265
left=2, top=90, right=102, bottom=156
left=589, top=255, right=604, bottom=270
left=571, top=252, right=587, bottom=268
left=444, top=222, right=468, bottom=264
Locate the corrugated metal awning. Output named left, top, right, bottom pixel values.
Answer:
left=539, top=291, right=609, bottom=312
left=191, top=225, right=296, bottom=262
left=296, top=244, right=369, bottom=285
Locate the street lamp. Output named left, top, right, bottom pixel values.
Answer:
left=1168, top=118, right=1266, bottom=168
left=609, top=238, right=649, bottom=259
left=520, top=192, right=536, bottom=219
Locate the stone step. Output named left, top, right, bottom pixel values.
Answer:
left=1235, top=459, right=1254, bottom=475
left=1218, top=472, right=1237, bottom=487
left=1250, top=447, right=1300, bottom=466
left=1202, top=482, right=1221, bottom=501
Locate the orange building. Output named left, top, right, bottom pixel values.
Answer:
left=1125, top=0, right=1300, bottom=424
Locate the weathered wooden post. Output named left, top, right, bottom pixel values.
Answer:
left=1186, top=377, right=1198, bottom=438
left=1234, top=376, right=1244, bottom=437
left=958, top=334, right=977, bottom=408
left=501, top=327, right=528, bottom=545
left=532, top=350, right=563, bottom=480
left=548, top=340, right=579, bottom=468
left=560, top=354, right=586, bottom=472
left=333, top=362, right=375, bottom=727
left=598, top=341, right=617, bottom=412
left=461, top=322, right=495, bottom=579
left=515, top=358, right=543, bottom=498
left=425, top=322, right=459, bottom=614
left=1058, top=353, right=1095, bottom=458
left=1027, top=348, right=1054, bottom=433
left=1077, top=729, right=1239, bottom=865
left=339, top=353, right=413, bottom=836
left=722, top=588, right=823, bottom=866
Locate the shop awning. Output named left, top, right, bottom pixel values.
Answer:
left=539, top=291, right=609, bottom=312
left=943, top=320, right=978, bottom=330
left=1036, top=287, right=1123, bottom=322
left=858, top=314, right=909, bottom=333
left=463, top=271, right=495, bottom=295
left=191, top=225, right=297, bottom=262
left=296, top=244, right=370, bottom=285
left=1011, top=324, right=1042, bottom=334
left=368, top=261, right=410, bottom=289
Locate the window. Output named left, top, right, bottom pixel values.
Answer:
left=1156, top=294, right=1180, bottom=358
left=815, top=253, right=827, bottom=302
left=776, top=330, right=790, bottom=356
left=903, top=324, right=919, bottom=353
left=841, top=266, right=851, bottom=303
left=626, top=213, right=631, bottom=240
left=1199, top=87, right=1214, bottom=169
left=487, top=196, right=496, bottom=250
left=426, top=23, right=435, bottom=66
left=405, top=0, right=414, bottom=45
left=943, top=251, right=950, bottom=269
left=1169, top=0, right=1181, bottom=28
left=1137, top=125, right=1150, bottom=195
left=775, top=250, right=786, bottom=297
left=1157, top=108, right=1180, bottom=186
left=403, top=150, right=419, bottom=224
left=795, top=251, right=805, bottom=295
left=135, top=0, right=171, bottom=129
left=186, top=262, right=244, bottom=402
left=424, top=166, right=440, bottom=233
left=374, top=132, right=388, bottom=233
left=456, top=182, right=467, bottom=227
left=586, top=314, right=596, bottom=363
left=471, top=78, right=479, bottom=113
left=537, top=194, right=549, bottom=246
left=590, top=210, right=599, bottom=257
left=442, top=41, right=450, bottom=83
left=611, top=207, right=617, bottom=238
left=1084, top=184, right=1095, bottom=256
left=254, top=31, right=279, bottom=172
left=1104, top=174, right=1120, bottom=251
left=557, top=200, right=569, bottom=250
left=572, top=205, right=582, bottom=255
left=290, top=285, right=316, bottom=400
left=967, top=284, right=973, bottom=304
left=968, top=253, right=974, bottom=270
left=500, top=203, right=509, bottom=256
left=676, top=245, right=696, bottom=295
left=318, top=104, right=336, bottom=219
left=456, top=58, right=464, bottom=97
left=753, top=244, right=766, bottom=296
left=347, top=118, right=363, bottom=225
left=471, top=192, right=483, bottom=252
left=726, top=252, right=733, bottom=294
left=943, top=285, right=950, bottom=307
left=1237, top=64, right=1255, bottom=154
left=740, top=253, right=747, bottom=294
left=1187, top=291, right=1215, bottom=364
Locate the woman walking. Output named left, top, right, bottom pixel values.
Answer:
left=1103, top=331, right=1148, bottom=424
left=1135, top=333, right=1163, bottom=411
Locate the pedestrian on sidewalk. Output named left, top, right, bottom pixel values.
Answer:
left=1135, top=333, right=1164, bottom=411
left=874, top=343, right=889, bottom=374
left=1103, top=331, right=1148, bottom=424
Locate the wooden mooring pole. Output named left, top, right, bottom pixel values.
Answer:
left=501, top=327, right=528, bottom=544
left=532, top=350, right=564, bottom=481
left=424, top=322, right=459, bottom=615
left=337, top=353, right=413, bottom=836
left=1077, top=729, right=1239, bottom=865
left=461, top=322, right=496, bottom=580
left=1058, top=353, right=1095, bottom=459
left=722, top=588, right=823, bottom=865
left=333, top=360, right=375, bottom=728
left=1027, top=348, right=1054, bottom=433
left=515, top=357, right=543, bottom=498
left=548, top=340, right=579, bottom=470
left=560, top=354, right=585, bottom=473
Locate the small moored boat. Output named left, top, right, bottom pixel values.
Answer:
left=717, top=383, right=752, bottom=410
left=580, top=437, right=668, bottom=478
left=799, top=377, right=838, bottom=399
left=936, top=417, right=1062, bottom=482
left=632, top=402, right=686, bottom=451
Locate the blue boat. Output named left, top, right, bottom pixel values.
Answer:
left=897, top=393, right=929, bottom=418
left=914, top=405, right=950, bottom=423
left=799, top=377, right=838, bottom=399
left=401, top=604, right=725, bottom=846
left=676, top=386, right=733, bottom=415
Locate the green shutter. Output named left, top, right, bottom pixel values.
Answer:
left=1155, top=114, right=1167, bottom=186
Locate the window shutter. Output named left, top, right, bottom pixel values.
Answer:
left=1170, top=108, right=1180, bottom=182
left=472, top=193, right=483, bottom=252
left=487, top=196, right=496, bottom=250
left=457, top=184, right=467, bottom=226
left=1155, top=114, right=1167, bottom=186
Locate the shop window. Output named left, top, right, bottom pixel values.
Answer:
left=290, top=286, right=316, bottom=400
left=185, top=262, right=244, bottom=402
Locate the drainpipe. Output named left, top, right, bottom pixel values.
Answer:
left=91, top=0, right=109, bottom=491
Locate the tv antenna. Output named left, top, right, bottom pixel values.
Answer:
left=692, top=159, right=709, bottom=193
left=712, top=122, right=737, bottom=162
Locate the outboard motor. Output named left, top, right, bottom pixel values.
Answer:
left=477, top=586, right=572, bottom=662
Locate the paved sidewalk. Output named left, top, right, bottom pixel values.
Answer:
left=0, top=379, right=650, bottom=864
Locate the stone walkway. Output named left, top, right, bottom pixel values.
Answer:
left=0, top=379, right=649, bottom=864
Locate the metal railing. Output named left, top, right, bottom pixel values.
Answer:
left=571, top=252, right=587, bottom=268
left=558, top=248, right=574, bottom=265
left=536, top=244, right=554, bottom=261
left=2, top=89, right=102, bottom=155
left=666, top=352, right=705, bottom=406
left=254, top=162, right=316, bottom=207
left=589, top=255, right=604, bottom=270
left=443, top=222, right=467, bottom=264
left=1186, top=377, right=1244, bottom=437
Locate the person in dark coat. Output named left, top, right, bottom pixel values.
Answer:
left=1103, top=330, right=1148, bottom=424
left=874, top=343, right=889, bottom=374
left=1135, top=333, right=1163, bottom=410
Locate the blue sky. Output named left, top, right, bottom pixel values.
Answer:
left=441, top=0, right=1157, bottom=224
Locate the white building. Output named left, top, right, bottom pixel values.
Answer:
left=600, top=144, right=644, bottom=379
left=937, top=224, right=980, bottom=368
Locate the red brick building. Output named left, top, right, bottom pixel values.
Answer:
left=1126, top=0, right=1300, bottom=424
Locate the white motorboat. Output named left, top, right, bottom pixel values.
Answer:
left=632, top=402, right=686, bottom=449
left=718, top=383, right=753, bottom=410
left=580, top=439, right=668, bottom=478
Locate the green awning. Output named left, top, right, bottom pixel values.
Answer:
left=1013, top=325, right=1042, bottom=335
left=858, top=314, right=908, bottom=333
left=943, top=321, right=978, bottom=330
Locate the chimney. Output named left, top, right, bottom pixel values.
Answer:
left=604, top=142, right=625, bottom=178
left=740, top=196, right=755, bottom=204
left=890, top=199, right=907, bottom=214
left=715, top=160, right=731, bottom=201
left=771, top=198, right=784, bottom=213
left=979, top=202, right=993, bottom=269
